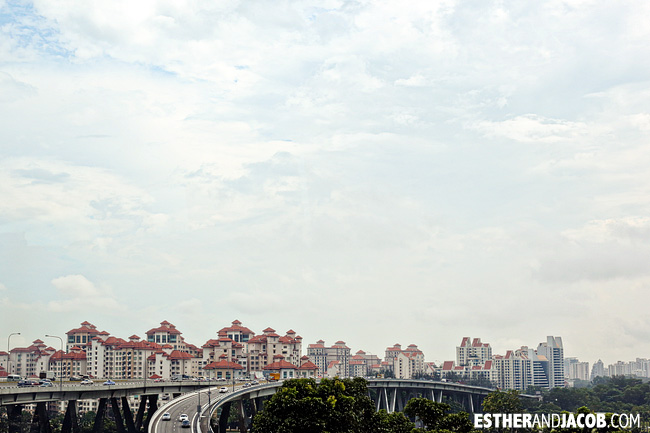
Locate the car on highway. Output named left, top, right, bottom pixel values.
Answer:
left=18, top=379, right=39, bottom=387
left=103, top=380, right=116, bottom=386
left=80, top=379, right=94, bottom=385
left=219, top=387, right=228, bottom=393
left=181, top=420, right=191, bottom=428
left=178, top=414, right=189, bottom=422
left=39, top=380, right=53, bottom=387
left=162, top=413, right=171, bottom=421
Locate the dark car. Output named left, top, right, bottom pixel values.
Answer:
left=181, top=420, right=191, bottom=429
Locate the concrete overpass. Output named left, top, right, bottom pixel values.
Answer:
left=205, top=379, right=527, bottom=433
left=0, top=380, right=216, bottom=433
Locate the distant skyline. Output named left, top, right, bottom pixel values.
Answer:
left=0, top=318, right=631, bottom=368
left=2, top=1, right=650, bottom=366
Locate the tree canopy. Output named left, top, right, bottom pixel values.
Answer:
left=251, top=377, right=414, bottom=433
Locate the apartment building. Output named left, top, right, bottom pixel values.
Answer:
left=9, top=340, right=55, bottom=378
left=457, top=337, right=492, bottom=367
left=66, top=321, right=102, bottom=352
left=537, top=336, right=564, bottom=388
left=382, top=343, right=425, bottom=379
left=307, top=340, right=351, bottom=377
left=49, top=347, right=87, bottom=378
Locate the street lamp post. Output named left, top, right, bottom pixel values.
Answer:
left=7, top=333, right=20, bottom=375
left=45, top=335, right=64, bottom=392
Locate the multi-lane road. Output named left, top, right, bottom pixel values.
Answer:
left=149, top=382, right=257, bottom=433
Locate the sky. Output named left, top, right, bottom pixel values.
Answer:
left=2, top=0, right=650, bottom=367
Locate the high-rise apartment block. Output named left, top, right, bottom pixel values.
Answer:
left=457, top=337, right=492, bottom=366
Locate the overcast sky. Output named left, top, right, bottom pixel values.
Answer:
left=2, top=0, right=650, bottom=366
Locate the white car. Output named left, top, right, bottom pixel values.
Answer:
left=219, top=387, right=228, bottom=393
left=162, top=413, right=171, bottom=421
left=80, top=379, right=94, bottom=385
left=179, top=414, right=189, bottom=422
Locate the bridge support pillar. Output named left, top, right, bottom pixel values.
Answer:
left=30, top=402, right=52, bottom=433
left=8, top=404, right=23, bottom=433
left=120, top=397, right=137, bottom=433
left=237, top=399, right=247, bottom=433
left=135, top=396, right=147, bottom=430
left=62, top=401, right=80, bottom=433
left=142, top=395, right=158, bottom=432
left=110, top=398, right=126, bottom=433
left=92, top=398, right=107, bottom=433
left=467, top=394, right=474, bottom=413
left=218, top=401, right=232, bottom=433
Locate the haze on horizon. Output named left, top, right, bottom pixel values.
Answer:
left=2, top=1, right=650, bottom=366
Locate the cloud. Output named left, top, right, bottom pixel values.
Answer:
left=534, top=218, right=650, bottom=283
left=0, top=282, right=6, bottom=291
left=473, top=114, right=595, bottom=143
left=47, top=274, right=123, bottom=313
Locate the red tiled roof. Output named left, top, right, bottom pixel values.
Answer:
left=286, top=329, right=296, bottom=334
left=204, top=360, right=243, bottom=370
left=129, top=335, right=140, bottom=340
left=308, top=343, right=324, bottom=349
left=263, top=327, right=276, bottom=333
left=442, top=361, right=454, bottom=371
left=264, top=360, right=297, bottom=370
left=167, top=350, right=193, bottom=360
left=298, top=361, right=318, bottom=370
left=50, top=350, right=87, bottom=361
left=327, top=360, right=339, bottom=369
left=67, top=323, right=101, bottom=335
left=146, top=321, right=182, bottom=335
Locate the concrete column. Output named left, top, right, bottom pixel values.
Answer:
left=121, top=397, right=138, bottom=433
left=30, top=402, right=52, bottom=433
left=218, top=401, right=232, bottom=433
left=389, top=389, right=397, bottom=413
left=110, top=398, right=126, bottom=433
left=8, top=404, right=23, bottom=433
left=142, top=395, right=158, bottom=432
left=135, top=396, right=147, bottom=430
left=237, top=399, right=247, bottom=433
left=92, top=398, right=107, bottom=433
left=62, top=401, right=80, bottom=433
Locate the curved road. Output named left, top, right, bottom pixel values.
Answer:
left=150, top=384, right=248, bottom=433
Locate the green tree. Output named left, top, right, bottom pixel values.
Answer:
left=404, top=398, right=473, bottom=432
left=482, top=390, right=522, bottom=413
left=251, top=377, right=413, bottom=433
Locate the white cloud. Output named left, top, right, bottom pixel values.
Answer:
left=47, top=275, right=123, bottom=313
left=473, top=114, right=595, bottom=143
left=2, top=0, right=650, bottom=364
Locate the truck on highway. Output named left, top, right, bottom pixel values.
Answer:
left=39, top=371, right=56, bottom=380
left=268, top=373, right=280, bottom=381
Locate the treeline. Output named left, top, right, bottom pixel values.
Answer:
left=524, top=376, right=650, bottom=414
